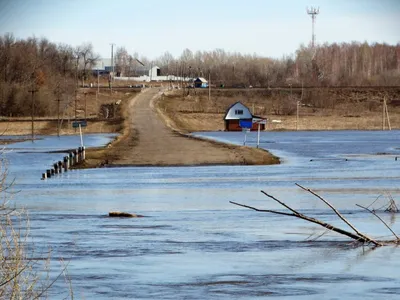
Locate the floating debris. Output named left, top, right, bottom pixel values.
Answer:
left=108, top=211, right=144, bottom=218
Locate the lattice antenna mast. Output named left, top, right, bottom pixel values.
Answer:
left=307, top=7, right=319, bottom=49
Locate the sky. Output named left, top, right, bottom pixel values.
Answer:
left=0, top=0, right=399, bottom=60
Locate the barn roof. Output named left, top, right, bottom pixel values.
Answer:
left=223, top=101, right=253, bottom=120
left=194, top=77, right=208, bottom=83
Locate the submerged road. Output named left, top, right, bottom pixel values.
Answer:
left=110, top=88, right=276, bottom=166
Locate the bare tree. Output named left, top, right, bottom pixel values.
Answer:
left=78, top=43, right=99, bottom=87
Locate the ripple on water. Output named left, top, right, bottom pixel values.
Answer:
left=369, top=287, right=400, bottom=295
left=145, top=273, right=394, bottom=298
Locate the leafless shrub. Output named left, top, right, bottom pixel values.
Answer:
left=0, top=157, right=72, bottom=299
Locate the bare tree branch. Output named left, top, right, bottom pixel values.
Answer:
left=356, top=204, right=399, bottom=240
left=295, top=183, right=382, bottom=246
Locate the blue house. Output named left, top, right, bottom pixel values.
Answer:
left=194, top=77, right=208, bottom=88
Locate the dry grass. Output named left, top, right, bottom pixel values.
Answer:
left=160, top=88, right=400, bottom=131
left=0, top=89, right=139, bottom=136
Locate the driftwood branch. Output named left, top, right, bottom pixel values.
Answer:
left=229, top=201, right=294, bottom=217
left=229, top=185, right=400, bottom=246
left=231, top=197, right=370, bottom=243
left=356, top=204, right=399, bottom=240
left=385, top=193, right=399, bottom=213
left=295, top=183, right=382, bottom=246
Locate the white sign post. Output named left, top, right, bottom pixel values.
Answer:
left=72, top=120, right=87, bottom=147
left=252, top=118, right=267, bottom=148
left=242, top=128, right=250, bottom=145
left=79, top=124, right=83, bottom=147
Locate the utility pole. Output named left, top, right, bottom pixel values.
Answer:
left=382, top=96, right=391, bottom=130
left=382, top=97, right=385, bottom=130
left=84, top=92, right=87, bottom=119
left=208, top=70, right=211, bottom=103
left=29, top=88, right=37, bottom=142
left=96, top=67, right=100, bottom=110
left=75, top=89, right=78, bottom=133
left=307, top=7, right=319, bottom=49
left=150, top=61, right=153, bottom=83
left=110, top=43, right=115, bottom=93
left=385, top=96, right=392, bottom=130
left=57, top=95, right=61, bottom=137
left=297, top=81, right=303, bottom=131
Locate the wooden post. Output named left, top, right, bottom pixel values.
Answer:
left=69, top=152, right=74, bottom=166
left=51, top=168, right=55, bottom=176
left=74, top=150, right=79, bottom=164
left=78, top=147, right=82, bottom=162
left=46, top=169, right=52, bottom=178
left=58, top=161, right=63, bottom=173
left=54, top=163, right=59, bottom=174
left=82, top=146, right=86, bottom=161
left=64, top=156, right=69, bottom=171
left=42, top=173, right=47, bottom=180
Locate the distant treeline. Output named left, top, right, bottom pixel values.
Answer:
left=147, top=42, right=400, bottom=87
left=1, top=32, right=399, bottom=117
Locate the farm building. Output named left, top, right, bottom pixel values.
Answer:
left=224, top=102, right=266, bottom=131
left=92, top=58, right=113, bottom=75
left=194, top=77, right=208, bottom=88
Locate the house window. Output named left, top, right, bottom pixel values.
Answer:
left=235, top=109, right=243, bottom=115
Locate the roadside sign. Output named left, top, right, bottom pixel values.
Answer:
left=239, top=120, right=252, bottom=129
left=252, top=118, right=267, bottom=124
left=72, top=120, right=87, bottom=128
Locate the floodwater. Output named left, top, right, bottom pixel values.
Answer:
left=2, top=130, right=400, bottom=299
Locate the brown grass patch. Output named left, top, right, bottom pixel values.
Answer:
left=159, top=88, right=400, bottom=131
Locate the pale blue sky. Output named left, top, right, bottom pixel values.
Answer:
left=0, top=0, right=399, bottom=59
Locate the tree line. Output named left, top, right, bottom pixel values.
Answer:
left=148, top=42, right=399, bottom=87
left=0, top=32, right=399, bottom=117
left=0, top=33, right=98, bottom=117
left=115, top=42, right=399, bottom=87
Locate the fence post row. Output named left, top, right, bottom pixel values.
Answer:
left=41, top=148, right=86, bottom=180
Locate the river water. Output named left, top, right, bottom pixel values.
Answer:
left=2, top=130, right=400, bottom=299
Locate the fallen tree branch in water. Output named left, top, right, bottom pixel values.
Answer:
left=229, top=184, right=396, bottom=247
left=231, top=199, right=373, bottom=244
left=384, top=193, right=399, bottom=213
left=356, top=204, right=399, bottom=241
left=366, top=192, right=399, bottom=213
left=295, top=183, right=381, bottom=246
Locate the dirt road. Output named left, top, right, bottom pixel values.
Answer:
left=106, top=88, right=277, bottom=166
